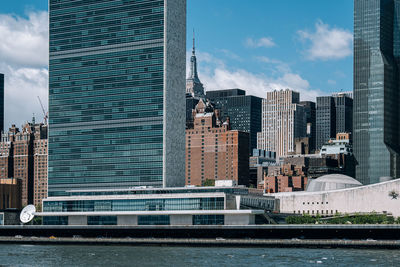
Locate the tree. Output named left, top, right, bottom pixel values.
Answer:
left=202, top=179, right=215, bottom=187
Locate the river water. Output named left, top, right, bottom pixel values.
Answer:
left=0, top=244, right=398, bottom=266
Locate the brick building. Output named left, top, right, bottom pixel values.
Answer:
left=33, top=124, right=48, bottom=207
left=0, top=122, right=47, bottom=207
left=261, top=163, right=308, bottom=193
left=186, top=99, right=249, bottom=186
left=0, top=178, right=22, bottom=209
left=13, top=124, right=34, bottom=207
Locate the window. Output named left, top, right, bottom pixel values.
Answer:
left=43, top=216, right=68, bottom=225
left=87, top=216, right=117, bottom=225
left=138, top=215, right=170, bottom=225
left=193, top=215, right=224, bottom=225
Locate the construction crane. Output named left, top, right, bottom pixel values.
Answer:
left=37, top=96, right=48, bottom=125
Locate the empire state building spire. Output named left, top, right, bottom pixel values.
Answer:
left=186, top=30, right=204, bottom=97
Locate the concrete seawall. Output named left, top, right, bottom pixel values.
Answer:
left=1, top=225, right=400, bottom=242
left=0, top=236, right=400, bottom=249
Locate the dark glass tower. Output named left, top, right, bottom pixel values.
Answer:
left=316, top=96, right=336, bottom=149
left=0, top=74, right=3, bottom=132
left=316, top=94, right=353, bottom=150
left=354, top=0, right=400, bottom=184
left=299, top=101, right=316, bottom=153
left=48, top=0, right=186, bottom=196
left=206, top=89, right=262, bottom=153
left=334, top=94, right=353, bottom=135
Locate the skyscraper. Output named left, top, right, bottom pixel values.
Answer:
left=316, top=97, right=335, bottom=150
left=206, top=89, right=262, bottom=152
left=49, top=0, right=186, bottom=196
left=186, top=100, right=249, bottom=186
left=185, top=33, right=205, bottom=126
left=354, top=0, right=400, bottom=184
left=316, top=94, right=353, bottom=150
left=334, top=93, right=353, bottom=134
left=299, top=101, right=316, bottom=153
left=0, top=74, right=4, bottom=133
left=186, top=33, right=204, bottom=98
left=257, top=89, right=306, bottom=159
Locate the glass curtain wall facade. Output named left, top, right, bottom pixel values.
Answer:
left=48, top=0, right=186, bottom=196
left=43, top=197, right=225, bottom=212
left=316, top=96, right=336, bottom=150
left=206, top=89, right=262, bottom=153
left=354, top=0, right=400, bottom=184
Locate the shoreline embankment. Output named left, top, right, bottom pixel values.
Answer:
left=0, top=236, right=399, bottom=249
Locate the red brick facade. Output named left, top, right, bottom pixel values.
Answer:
left=186, top=99, right=249, bottom=186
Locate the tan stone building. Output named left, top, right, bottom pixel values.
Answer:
left=257, top=89, right=307, bottom=158
left=186, top=99, right=249, bottom=186
left=0, top=135, right=13, bottom=179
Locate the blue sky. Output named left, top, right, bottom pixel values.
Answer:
left=0, top=0, right=354, bottom=127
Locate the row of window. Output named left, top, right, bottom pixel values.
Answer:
left=50, top=149, right=161, bottom=162
left=295, top=210, right=338, bottom=215
left=50, top=60, right=163, bottom=81
left=51, top=12, right=163, bottom=36
left=49, top=135, right=163, bottom=149
left=50, top=123, right=162, bottom=137
left=51, top=32, right=163, bottom=52
left=50, top=110, right=163, bottom=124
left=50, top=85, right=163, bottom=102
left=43, top=214, right=225, bottom=226
left=43, top=198, right=225, bottom=212
left=50, top=89, right=163, bottom=105
left=49, top=156, right=163, bottom=170
left=302, top=201, right=329, bottom=205
left=48, top=142, right=162, bottom=155
left=50, top=1, right=162, bottom=18
left=51, top=17, right=163, bottom=41
left=51, top=104, right=163, bottom=119
left=48, top=167, right=163, bottom=181
left=50, top=46, right=162, bottom=67
left=51, top=58, right=163, bottom=77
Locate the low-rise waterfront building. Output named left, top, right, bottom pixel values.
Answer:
left=38, top=187, right=265, bottom=226
left=271, top=175, right=400, bottom=217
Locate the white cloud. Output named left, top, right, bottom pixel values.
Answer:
left=0, top=12, right=48, bottom=67
left=0, top=11, right=49, bottom=129
left=189, top=50, right=322, bottom=101
left=3, top=65, right=48, bottom=128
left=256, top=56, right=291, bottom=73
left=297, top=20, right=353, bottom=61
left=245, top=37, right=276, bottom=48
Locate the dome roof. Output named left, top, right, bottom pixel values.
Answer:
left=306, top=174, right=362, bottom=192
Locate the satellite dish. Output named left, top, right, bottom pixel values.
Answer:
left=20, top=205, right=36, bottom=224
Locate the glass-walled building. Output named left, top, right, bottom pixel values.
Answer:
left=48, top=0, right=186, bottom=196
left=38, top=188, right=266, bottom=226
left=354, top=0, right=400, bottom=184
left=206, top=89, right=262, bottom=153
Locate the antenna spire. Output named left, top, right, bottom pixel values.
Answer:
left=192, top=29, right=195, bottom=55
